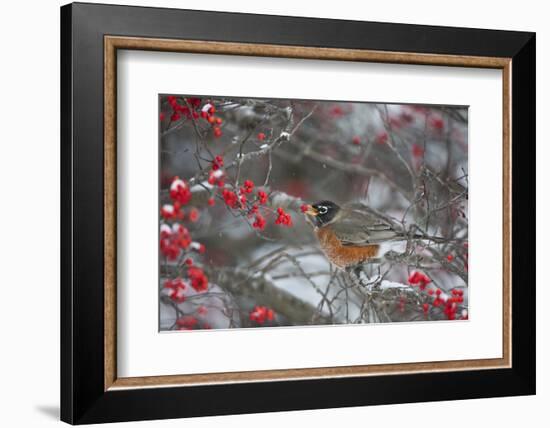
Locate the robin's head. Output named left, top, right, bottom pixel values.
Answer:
left=303, top=200, right=341, bottom=227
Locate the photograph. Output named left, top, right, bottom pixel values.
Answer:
left=158, top=94, right=469, bottom=331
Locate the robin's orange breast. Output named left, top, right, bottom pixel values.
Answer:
left=316, top=227, right=379, bottom=269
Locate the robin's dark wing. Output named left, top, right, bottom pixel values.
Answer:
left=331, top=204, right=403, bottom=246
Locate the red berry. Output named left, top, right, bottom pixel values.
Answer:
left=430, top=117, right=444, bottom=131
left=408, top=271, right=431, bottom=290
left=188, top=266, right=208, bottom=292
left=176, top=316, right=198, bottom=330
left=169, top=177, right=192, bottom=205
left=188, top=208, right=200, bottom=222
left=252, top=214, right=266, bottom=230
left=243, top=180, right=254, bottom=194
left=412, top=144, right=424, bottom=158
left=249, top=306, right=274, bottom=324
left=275, top=208, right=293, bottom=227
left=376, top=132, right=388, bottom=144
left=257, top=190, right=268, bottom=204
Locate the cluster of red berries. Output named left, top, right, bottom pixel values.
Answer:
left=176, top=315, right=198, bottom=330
left=205, top=163, right=292, bottom=231
left=408, top=271, right=431, bottom=291
left=163, top=258, right=210, bottom=330
left=399, top=111, right=415, bottom=124
left=175, top=315, right=212, bottom=331
left=161, top=176, right=206, bottom=258
left=163, top=278, right=187, bottom=303
left=162, top=97, right=223, bottom=138
left=257, top=190, right=268, bottom=204
left=212, top=155, right=224, bottom=171
left=200, top=102, right=223, bottom=138
left=162, top=266, right=208, bottom=305
left=249, top=306, right=275, bottom=324
left=248, top=192, right=269, bottom=230
left=169, top=177, right=192, bottom=205
left=408, top=271, right=467, bottom=320
left=329, top=105, right=350, bottom=118
left=160, top=202, right=184, bottom=220
left=208, top=169, right=226, bottom=188
left=187, top=266, right=208, bottom=292
left=252, top=214, right=266, bottom=230
left=450, top=288, right=465, bottom=302
left=222, top=188, right=239, bottom=208
left=165, top=96, right=202, bottom=122
left=241, top=179, right=254, bottom=194
left=430, top=288, right=445, bottom=308
left=350, top=108, right=440, bottom=151
left=160, top=202, right=201, bottom=223
left=160, top=223, right=192, bottom=261
left=443, top=301, right=459, bottom=320
left=387, top=111, right=415, bottom=130
left=434, top=291, right=466, bottom=320
left=275, top=207, right=293, bottom=226
left=161, top=174, right=208, bottom=309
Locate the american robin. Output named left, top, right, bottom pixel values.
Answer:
left=303, top=200, right=422, bottom=270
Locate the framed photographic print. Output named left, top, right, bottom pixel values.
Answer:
left=60, top=2, right=535, bottom=424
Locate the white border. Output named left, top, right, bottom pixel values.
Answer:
left=117, top=50, right=503, bottom=378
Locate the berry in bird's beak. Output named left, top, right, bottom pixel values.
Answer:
left=301, top=204, right=318, bottom=216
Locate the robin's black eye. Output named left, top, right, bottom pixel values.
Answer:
left=318, top=206, right=328, bottom=215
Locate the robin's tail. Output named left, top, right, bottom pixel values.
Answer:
left=411, top=233, right=465, bottom=243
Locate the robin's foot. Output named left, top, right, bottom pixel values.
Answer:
left=345, top=265, right=383, bottom=290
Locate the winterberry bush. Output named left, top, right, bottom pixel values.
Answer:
left=159, top=95, right=468, bottom=330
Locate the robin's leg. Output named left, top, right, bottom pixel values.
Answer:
left=347, top=263, right=383, bottom=290
left=352, top=264, right=363, bottom=279
left=344, top=265, right=360, bottom=279
left=343, top=265, right=363, bottom=289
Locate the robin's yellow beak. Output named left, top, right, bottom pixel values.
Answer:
left=303, top=205, right=318, bottom=217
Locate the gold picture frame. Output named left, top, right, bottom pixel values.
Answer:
left=103, top=36, right=512, bottom=391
